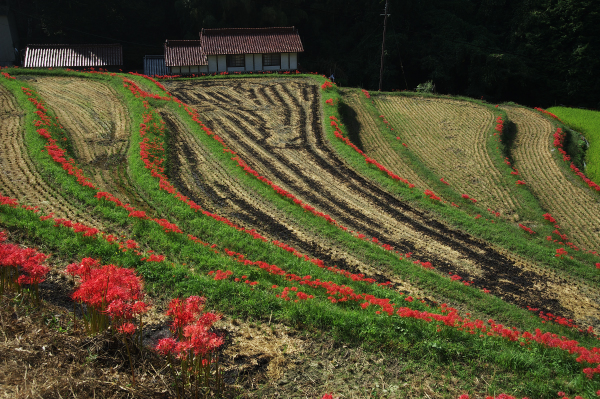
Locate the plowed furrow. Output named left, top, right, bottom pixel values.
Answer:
left=0, top=85, right=102, bottom=228
left=374, top=96, right=518, bottom=216
left=30, top=77, right=148, bottom=209
left=342, top=91, right=432, bottom=192
left=507, top=106, right=600, bottom=251
left=163, top=78, right=600, bottom=327
left=160, top=109, right=394, bottom=281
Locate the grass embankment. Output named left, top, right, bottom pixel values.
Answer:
left=547, top=107, right=600, bottom=187
left=1, top=69, right=599, bottom=398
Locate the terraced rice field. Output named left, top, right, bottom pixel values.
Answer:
left=2, top=71, right=600, bottom=399
left=0, top=85, right=103, bottom=228
left=30, top=77, right=152, bottom=212
left=341, top=90, right=432, bottom=192
left=163, top=78, right=600, bottom=325
left=371, top=94, right=520, bottom=218
left=506, top=106, right=600, bottom=251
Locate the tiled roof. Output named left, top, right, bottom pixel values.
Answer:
left=23, top=44, right=122, bottom=68
left=200, top=27, right=304, bottom=55
left=164, top=40, right=206, bottom=67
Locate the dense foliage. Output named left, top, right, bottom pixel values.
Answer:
left=6, top=0, right=600, bottom=108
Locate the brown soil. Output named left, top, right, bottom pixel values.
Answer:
left=0, top=84, right=102, bottom=229
left=161, top=78, right=600, bottom=329
left=372, top=94, right=520, bottom=217
left=506, top=106, right=600, bottom=252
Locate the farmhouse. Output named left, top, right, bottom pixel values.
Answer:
left=165, top=27, right=303, bottom=75
left=23, top=44, right=123, bottom=69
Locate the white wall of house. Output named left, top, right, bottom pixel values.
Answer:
left=253, top=54, right=262, bottom=71
left=203, top=51, right=298, bottom=73
left=217, top=55, right=227, bottom=72
left=170, top=65, right=208, bottom=75
left=281, top=53, right=289, bottom=70
left=245, top=54, right=254, bottom=71
left=208, top=55, right=218, bottom=72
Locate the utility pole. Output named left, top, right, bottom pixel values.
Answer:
left=378, top=0, right=390, bottom=92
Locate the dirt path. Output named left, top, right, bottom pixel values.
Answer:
left=373, top=94, right=520, bottom=217
left=163, top=78, right=600, bottom=328
left=506, top=106, right=600, bottom=252
left=0, top=84, right=102, bottom=228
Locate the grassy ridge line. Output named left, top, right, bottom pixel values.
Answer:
left=130, top=72, right=600, bottom=344
left=331, top=87, right=600, bottom=284
left=4, top=71, right=600, bottom=396
left=547, top=106, right=600, bottom=187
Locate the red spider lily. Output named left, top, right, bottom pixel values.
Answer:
left=361, top=89, right=370, bottom=99
left=70, top=262, right=148, bottom=336
left=518, top=224, right=536, bottom=235
left=0, top=236, right=50, bottom=304
left=595, top=263, right=600, bottom=269
left=424, top=189, right=441, bottom=201
left=534, top=107, right=561, bottom=121
left=440, top=177, right=450, bottom=185
left=516, top=180, right=526, bottom=185
left=543, top=213, right=556, bottom=223
left=157, top=296, right=224, bottom=397
left=321, top=81, right=333, bottom=90
left=553, top=128, right=600, bottom=192
left=555, top=248, right=568, bottom=258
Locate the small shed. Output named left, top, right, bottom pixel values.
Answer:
left=0, top=5, right=19, bottom=66
left=201, top=27, right=304, bottom=73
left=164, top=40, right=207, bottom=75
left=143, top=55, right=168, bottom=76
left=23, top=44, right=123, bottom=69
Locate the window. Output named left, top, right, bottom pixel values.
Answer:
left=263, top=53, right=281, bottom=67
left=227, top=54, right=245, bottom=68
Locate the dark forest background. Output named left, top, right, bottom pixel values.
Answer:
left=5, top=0, right=600, bottom=108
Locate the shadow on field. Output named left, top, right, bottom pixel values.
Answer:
left=339, top=100, right=365, bottom=152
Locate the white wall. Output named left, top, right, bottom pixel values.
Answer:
left=253, top=53, right=262, bottom=71
left=228, top=67, right=245, bottom=72
left=200, top=65, right=208, bottom=73
left=208, top=55, right=218, bottom=72
left=281, top=53, right=289, bottom=70
left=264, top=65, right=280, bottom=71
left=290, top=53, right=297, bottom=70
left=217, top=55, right=227, bottom=72
left=245, top=54, right=254, bottom=71
left=171, top=66, right=181, bottom=74
left=190, top=65, right=199, bottom=73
